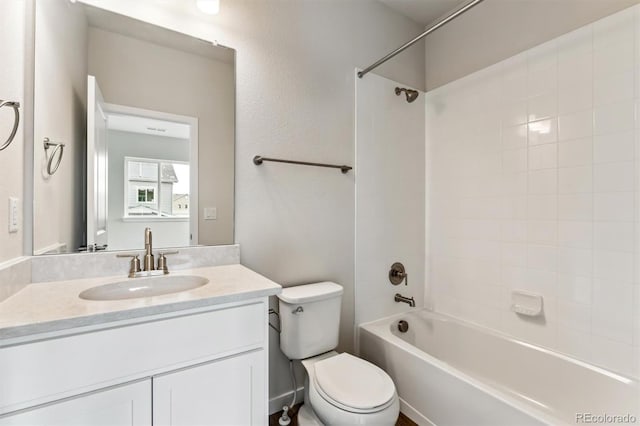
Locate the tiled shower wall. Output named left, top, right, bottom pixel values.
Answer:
left=425, top=6, right=639, bottom=378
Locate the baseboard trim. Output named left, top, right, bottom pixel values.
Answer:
left=269, top=386, right=305, bottom=415
left=399, top=397, right=434, bottom=426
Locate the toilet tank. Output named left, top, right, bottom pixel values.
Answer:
left=277, top=282, right=343, bottom=360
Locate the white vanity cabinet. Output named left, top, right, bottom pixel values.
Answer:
left=0, top=381, right=152, bottom=426
left=153, top=350, right=265, bottom=425
left=0, top=299, right=269, bottom=425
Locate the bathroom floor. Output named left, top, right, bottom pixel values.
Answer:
left=267, top=404, right=417, bottom=426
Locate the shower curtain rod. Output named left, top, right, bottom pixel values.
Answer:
left=357, top=0, right=485, bottom=79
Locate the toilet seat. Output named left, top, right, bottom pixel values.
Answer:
left=312, top=353, right=396, bottom=414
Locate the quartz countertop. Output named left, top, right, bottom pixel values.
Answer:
left=0, top=264, right=281, bottom=343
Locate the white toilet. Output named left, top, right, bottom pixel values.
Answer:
left=278, top=282, right=400, bottom=425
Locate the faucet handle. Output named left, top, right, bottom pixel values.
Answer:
left=157, top=251, right=179, bottom=274
left=158, top=250, right=179, bottom=255
left=389, top=262, right=408, bottom=286
left=116, top=253, right=142, bottom=277
left=116, top=252, right=138, bottom=257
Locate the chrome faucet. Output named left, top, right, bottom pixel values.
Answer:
left=143, top=227, right=155, bottom=272
left=394, top=293, right=415, bottom=307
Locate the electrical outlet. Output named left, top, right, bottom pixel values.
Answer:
left=8, top=197, right=18, bottom=233
left=204, top=207, right=217, bottom=220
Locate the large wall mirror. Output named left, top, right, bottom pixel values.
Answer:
left=32, top=0, right=235, bottom=255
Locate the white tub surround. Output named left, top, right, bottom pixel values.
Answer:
left=425, top=5, right=640, bottom=378
left=355, top=72, right=426, bottom=327
left=360, top=310, right=639, bottom=426
left=0, top=263, right=279, bottom=343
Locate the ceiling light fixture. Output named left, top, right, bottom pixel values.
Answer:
left=196, top=0, right=220, bottom=15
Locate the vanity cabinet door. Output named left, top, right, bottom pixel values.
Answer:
left=0, top=380, right=151, bottom=426
left=153, top=350, right=266, bottom=426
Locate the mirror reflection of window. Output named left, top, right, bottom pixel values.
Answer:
left=171, top=163, right=190, bottom=218
left=32, top=0, right=235, bottom=254
left=125, top=158, right=189, bottom=218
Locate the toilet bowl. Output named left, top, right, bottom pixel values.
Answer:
left=298, top=352, right=399, bottom=425
left=277, top=282, right=399, bottom=425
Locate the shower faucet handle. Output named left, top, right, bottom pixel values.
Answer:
left=389, top=262, right=408, bottom=286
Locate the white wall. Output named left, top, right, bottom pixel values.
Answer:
left=424, top=0, right=640, bottom=89
left=33, top=0, right=87, bottom=254
left=88, top=26, right=235, bottom=247
left=0, top=0, right=26, bottom=263
left=78, top=0, right=426, bottom=409
left=425, top=6, right=640, bottom=379
left=355, top=72, right=425, bottom=328
left=106, top=130, right=190, bottom=251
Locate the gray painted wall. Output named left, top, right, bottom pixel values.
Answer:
left=0, top=0, right=26, bottom=262
left=424, top=0, right=640, bottom=89
left=33, top=0, right=87, bottom=254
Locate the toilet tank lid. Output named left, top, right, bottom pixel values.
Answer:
left=277, top=282, right=343, bottom=304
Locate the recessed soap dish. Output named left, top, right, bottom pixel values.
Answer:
left=511, top=290, right=543, bottom=317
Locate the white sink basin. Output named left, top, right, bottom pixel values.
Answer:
left=79, top=275, right=209, bottom=301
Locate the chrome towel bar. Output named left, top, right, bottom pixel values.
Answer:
left=43, top=137, right=65, bottom=176
left=253, top=155, right=352, bottom=174
left=0, top=100, right=20, bottom=152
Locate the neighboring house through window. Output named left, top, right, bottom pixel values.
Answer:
left=124, top=157, right=190, bottom=218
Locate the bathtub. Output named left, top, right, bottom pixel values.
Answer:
left=359, top=310, right=639, bottom=426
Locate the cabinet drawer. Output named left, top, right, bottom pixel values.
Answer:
left=0, top=302, right=265, bottom=414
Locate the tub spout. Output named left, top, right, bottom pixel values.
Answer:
left=394, top=293, right=415, bottom=307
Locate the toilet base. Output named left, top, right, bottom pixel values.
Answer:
left=297, top=404, right=323, bottom=426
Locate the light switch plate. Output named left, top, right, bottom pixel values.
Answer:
left=204, top=207, right=217, bottom=220
left=8, top=197, right=18, bottom=233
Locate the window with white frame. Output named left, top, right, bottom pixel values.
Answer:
left=124, top=157, right=190, bottom=218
